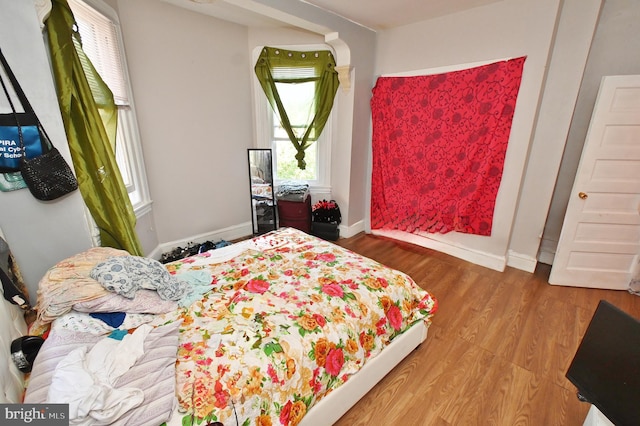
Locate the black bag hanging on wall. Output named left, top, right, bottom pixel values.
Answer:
left=0, top=47, right=47, bottom=173
left=0, top=48, right=78, bottom=201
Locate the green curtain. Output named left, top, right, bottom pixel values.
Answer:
left=254, top=47, right=339, bottom=170
left=45, top=0, right=143, bottom=256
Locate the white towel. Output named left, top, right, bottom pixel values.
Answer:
left=48, top=324, right=152, bottom=425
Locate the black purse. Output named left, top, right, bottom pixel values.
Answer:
left=0, top=48, right=78, bottom=201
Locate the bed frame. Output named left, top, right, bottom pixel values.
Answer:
left=300, top=320, right=428, bottom=425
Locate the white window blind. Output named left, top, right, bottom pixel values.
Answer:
left=66, top=0, right=152, bottom=216
left=68, top=0, right=128, bottom=105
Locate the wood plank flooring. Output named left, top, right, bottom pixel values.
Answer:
left=332, top=232, right=640, bottom=426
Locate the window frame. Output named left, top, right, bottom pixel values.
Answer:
left=68, top=0, right=152, bottom=217
left=252, top=45, right=335, bottom=194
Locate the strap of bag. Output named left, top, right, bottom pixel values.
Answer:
left=0, top=67, right=27, bottom=153
left=0, top=48, right=34, bottom=115
left=0, top=267, right=30, bottom=309
left=0, top=48, right=53, bottom=151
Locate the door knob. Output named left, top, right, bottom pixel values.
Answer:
left=578, top=192, right=588, bottom=200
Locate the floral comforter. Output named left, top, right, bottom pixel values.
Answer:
left=162, top=227, right=437, bottom=426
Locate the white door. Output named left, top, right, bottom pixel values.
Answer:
left=549, top=75, right=640, bottom=289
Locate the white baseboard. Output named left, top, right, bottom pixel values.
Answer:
left=147, top=220, right=367, bottom=260
left=147, top=222, right=252, bottom=260
left=339, top=220, right=365, bottom=239
left=371, top=229, right=507, bottom=272
left=147, top=221, right=540, bottom=275
left=537, top=236, right=557, bottom=266
left=537, top=250, right=555, bottom=266
left=506, top=250, right=537, bottom=273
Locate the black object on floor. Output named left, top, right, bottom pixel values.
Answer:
left=160, top=240, right=232, bottom=264
left=311, top=221, right=340, bottom=241
left=566, top=300, right=640, bottom=426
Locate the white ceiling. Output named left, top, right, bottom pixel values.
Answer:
left=166, top=0, right=504, bottom=31
left=301, top=0, right=504, bottom=31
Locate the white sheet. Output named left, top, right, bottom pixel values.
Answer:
left=48, top=325, right=152, bottom=425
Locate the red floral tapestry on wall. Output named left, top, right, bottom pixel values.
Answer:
left=370, top=57, right=526, bottom=236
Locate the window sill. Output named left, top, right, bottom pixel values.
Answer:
left=133, top=199, right=153, bottom=218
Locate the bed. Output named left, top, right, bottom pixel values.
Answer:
left=7, top=227, right=437, bottom=425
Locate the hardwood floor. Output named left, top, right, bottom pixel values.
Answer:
left=332, top=232, right=640, bottom=426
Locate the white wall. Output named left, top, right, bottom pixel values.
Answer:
left=247, top=0, right=377, bottom=236
left=0, top=0, right=93, bottom=304
left=128, top=0, right=640, bottom=272
left=246, top=28, right=354, bottom=233
left=372, top=0, right=562, bottom=271
left=122, top=0, right=377, bottom=243
left=0, top=0, right=377, bottom=303
left=541, top=0, right=640, bottom=263
left=508, top=0, right=602, bottom=269
left=4, top=0, right=636, bottom=302
left=114, top=0, right=255, bottom=245
left=101, top=0, right=640, bottom=270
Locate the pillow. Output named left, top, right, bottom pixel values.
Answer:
left=73, top=289, right=178, bottom=314
left=24, top=321, right=180, bottom=426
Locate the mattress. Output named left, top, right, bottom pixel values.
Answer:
left=23, top=227, right=437, bottom=425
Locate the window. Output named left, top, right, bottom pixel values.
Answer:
left=253, top=46, right=334, bottom=192
left=68, top=0, right=150, bottom=214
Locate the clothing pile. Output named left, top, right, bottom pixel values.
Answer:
left=276, top=182, right=309, bottom=202
left=160, top=240, right=232, bottom=264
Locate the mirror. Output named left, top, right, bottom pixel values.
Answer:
left=248, top=149, right=276, bottom=235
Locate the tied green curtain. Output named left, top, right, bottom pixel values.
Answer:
left=45, top=0, right=143, bottom=256
left=254, top=47, right=339, bottom=170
